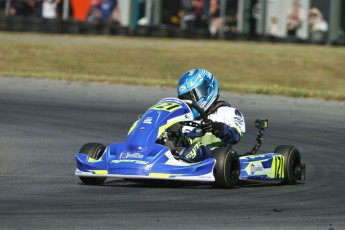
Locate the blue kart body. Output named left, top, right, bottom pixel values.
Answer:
left=75, top=98, right=292, bottom=184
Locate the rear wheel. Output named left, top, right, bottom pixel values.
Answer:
left=274, top=145, right=302, bottom=185
left=78, top=143, right=107, bottom=185
left=211, top=148, right=239, bottom=189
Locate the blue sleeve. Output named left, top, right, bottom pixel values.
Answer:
left=220, top=124, right=241, bottom=145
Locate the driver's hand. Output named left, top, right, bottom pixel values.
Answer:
left=201, top=119, right=225, bottom=138
left=201, top=119, right=214, bottom=133
left=177, top=135, right=191, bottom=147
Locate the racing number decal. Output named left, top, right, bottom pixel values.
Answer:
left=272, top=156, right=284, bottom=178
left=151, top=102, right=182, bottom=112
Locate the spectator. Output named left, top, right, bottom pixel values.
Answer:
left=10, top=0, right=37, bottom=18
left=99, top=0, right=116, bottom=21
left=309, top=7, right=328, bottom=43
left=138, top=0, right=155, bottom=26
left=194, top=0, right=204, bottom=28
left=266, top=17, right=283, bottom=38
left=88, top=0, right=118, bottom=23
left=286, top=0, right=304, bottom=37
left=209, top=0, right=221, bottom=38
left=88, top=0, right=102, bottom=23
left=42, top=0, right=59, bottom=19
left=181, top=0, right=197, bottom=29
left=224, top=0, right=238, bottom=33
left=202, top=0, right=209, bottom=19
left=55, top=0, right=65, bottom=19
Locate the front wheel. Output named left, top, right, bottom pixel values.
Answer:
left=78, top=143, right=107, bottom=185
left=274, top=145, right=302, bottom=185
left=211, top=148, right=240, bottom=189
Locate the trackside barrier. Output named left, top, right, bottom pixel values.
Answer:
left=0, top=16, right=344, bottom=45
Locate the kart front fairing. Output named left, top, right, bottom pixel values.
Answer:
left=75, top=98, right=216, bottom=182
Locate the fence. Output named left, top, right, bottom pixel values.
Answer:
left=0, top=0, right=344, bottom=45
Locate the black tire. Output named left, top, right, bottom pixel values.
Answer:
left=274, top=145, right=302, bottom=185
left=211, top=148, right=240, bottom=189
left=78, top=143, right=107, bottom=185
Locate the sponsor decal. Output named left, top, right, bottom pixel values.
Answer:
left=159, top=98, right=184, bottom=105
left=234, top=111, right=244, bottom=127
left=251, top=164, right=264, bottom=174
left=179, top=86, right=186, bottom=92
left=151, top=101, right=182, bottom=112
left=235, top=109, right=242, bottom=117
left=190, top=81, right=194, bottom=87
left=111, top=159, right=149, bottom=165
left=119, top=152, right=144, bottom=159
left=143, top=117, right=153, bottom=124
left=200, top=101, right=206, bottom=108
left=234, top=116, right=243, bottom=121
left=242, top=154, right=271, bottom=160
left=235, top=120, right=244, bottom=127
left=198, top=175, right=213, bottom=179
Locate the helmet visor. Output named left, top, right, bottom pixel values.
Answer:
left=178, top=82, right=208, bottom=102
left=193, top=82, right=208, bottom=101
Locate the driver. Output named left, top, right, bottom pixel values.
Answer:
left=176, top=69, right=246, bottom=163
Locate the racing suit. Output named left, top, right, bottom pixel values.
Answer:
left=178, top=101, right=246, bottom=163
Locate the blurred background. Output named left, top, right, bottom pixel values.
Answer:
left=0, top=0, right=344, bottom=45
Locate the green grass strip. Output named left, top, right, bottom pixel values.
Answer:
left=0, top=32, right=344, bottom=100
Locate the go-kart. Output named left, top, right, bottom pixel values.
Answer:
left=75, top=97, right=305, bottom=188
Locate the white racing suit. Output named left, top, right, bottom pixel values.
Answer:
left=178, top=101, right=246, bottom=163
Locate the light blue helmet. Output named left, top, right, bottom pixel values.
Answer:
left=177, top=69, right=219, bottom=118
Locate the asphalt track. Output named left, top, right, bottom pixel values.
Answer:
left=0, top=76, right=344, bottom=230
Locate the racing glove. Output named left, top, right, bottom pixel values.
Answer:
left=176, top=135, right=191, bottom=147
left=201, top=119, right=225, bottom=138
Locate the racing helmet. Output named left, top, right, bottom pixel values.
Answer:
left=177, top=69, right=219, bottom=117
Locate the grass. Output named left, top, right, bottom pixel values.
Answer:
left=0, top=32, right=344, bottom=100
